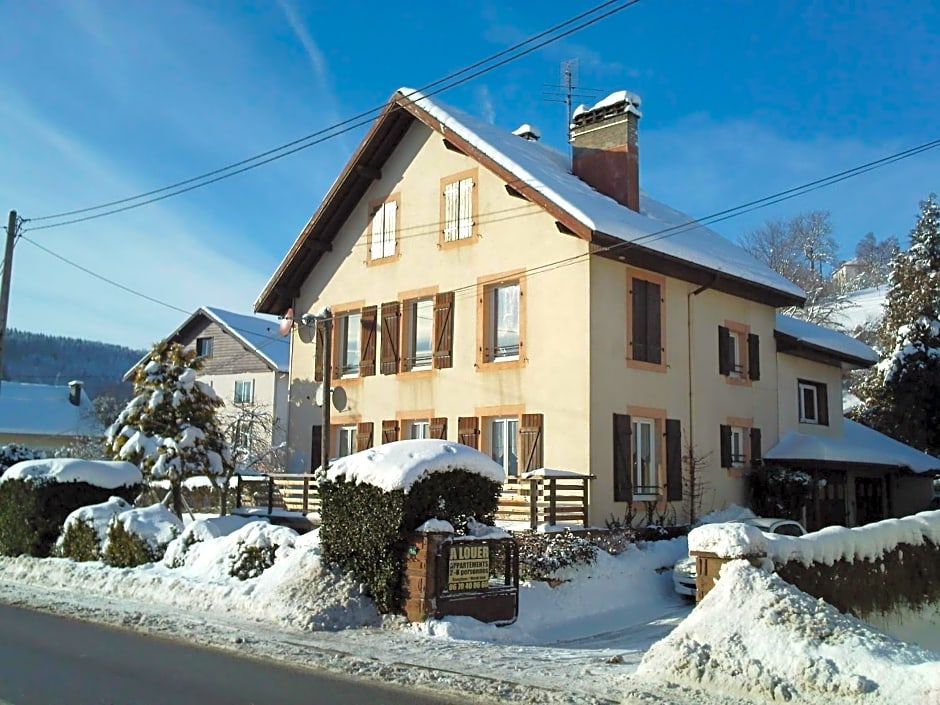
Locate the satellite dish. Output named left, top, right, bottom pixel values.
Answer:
left=277, top=308, right=294, bottom=337
left=314, top=383, right=326, bottom=407
left=331, top=386, right=347, bottom=412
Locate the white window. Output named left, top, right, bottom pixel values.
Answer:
left=404, top=298, right=433, bottom=370
left=729, top=331, right=743, bottom=378
left=370, top=200, right=397, bottom=260
left=443, top=177, right=473, bottom=242
left=339, top=312, right=361, bottom=377
left=490, top=417, right=518, bottom=477
left=730, top=426, right=746, bottom=466
left=409, top=420, right=430, bottom=439
left=337, top=425, right=357, bottom=458
left=234, top=379, right=253, bottom=404
left=195, top=336, right=213, bottom=358
left=632, top=417, right=657, bottom=495
left=799, top=381, right=819, bottom=423
left=491, top=283, right=520, bottom=359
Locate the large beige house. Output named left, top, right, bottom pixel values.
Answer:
left=255, top=88, right=938, bottom=528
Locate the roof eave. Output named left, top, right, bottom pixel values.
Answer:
left=774, top=330, right=876, bottom=369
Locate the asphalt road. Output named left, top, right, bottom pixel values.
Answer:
left=0, top=604, right=460, bottom=705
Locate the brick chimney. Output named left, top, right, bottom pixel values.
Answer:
left=569, top=90, right=642, bottom=212
left=68, top=380, right=83, bottom=407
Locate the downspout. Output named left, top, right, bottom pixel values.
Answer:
left=687, top=276, right=719, bottom=454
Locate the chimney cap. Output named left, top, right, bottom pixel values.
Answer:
left=68, top=380, right=83, bottom=388
left=571, top=89, right=642, bottom=127
left=512, top=123, right=541, bottom=141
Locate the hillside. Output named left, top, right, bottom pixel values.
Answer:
left=1, top=329, right=146, bottom=400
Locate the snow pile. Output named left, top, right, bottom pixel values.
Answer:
left=325, top=439, right=505, bottom=492
left=58, top=496, right=133, bottom=546
left=764, top=510, right=940, bottom=566
left=109, top=504, right=183, bottom=551
left=687, top=522, right=767, bottom=558
left=0, top=458, right=142, bottom=488
left=165, top=516, right=295, bottom=576
left=637, top=561, right=940, bottom=704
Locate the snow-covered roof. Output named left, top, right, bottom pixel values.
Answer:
left=325, top=439, right=506, bottom=492
left=403, top=88, right=804, bottom=303
left=831, top=285, right=888, bottom=333
left=201, top=307, right=289, bottom=372
left=775, top=313, right=878, bottom=366
left=0, top=382, right=104, bottom=438
left=765, top=418, right=940, bottom=474
left=0, top=458, right=142, bottom=488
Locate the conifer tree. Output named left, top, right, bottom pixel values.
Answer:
left=851, top=195, right=940, bottom=456
left=106, top=343, right=233, bottom=517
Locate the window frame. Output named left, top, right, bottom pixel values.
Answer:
left=487, top=415, right=520, bottom=479
left=367, top=194, right=400, bottom=264
left=408, top=419, right=430, bottom=440
left=631, top=416, right=658, bottom=497
left=233, top=379, right=254, bottom=405
left=477, top=270, right=526, bottom=370
left=626, top=269, right=666, bottom=373
left=336, top=424, right=357, bottom=458
left=439, top=169, right=478, bottom=248
left=195, top=336, right=213, bottom=358
left=798, top=380, right=828, bottom=425
left=719, top=320, right=758, bottom=385
left=402, top=297, right=435, bottom=371
left=337, top=310, right=362, bottom=378
left=729, top=426, right=746, bottom=467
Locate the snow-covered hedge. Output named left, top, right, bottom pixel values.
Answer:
left=102, top=504, right=183, bottom=567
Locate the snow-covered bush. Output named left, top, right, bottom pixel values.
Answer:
left=748, top=463, right=812, bottom=521
left=0, top=443, right=46, bottom=476
left=55, top=496, right=133, bottom=562
left=516, top=529, right=598, bottom=582
left=102, top=504, right=182, bottom=567
left=230, top=540, right=279, bottom=580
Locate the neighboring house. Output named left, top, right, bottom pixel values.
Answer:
left=0, top=380, right=103, bottom=452
left=833, top=259, right=867, bottom=290
left=254, top=87, right=938, bottom=527
left=125, top=307, right=291, bottom=466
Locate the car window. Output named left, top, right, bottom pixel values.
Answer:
left=772, top=523, right=805, bottom=537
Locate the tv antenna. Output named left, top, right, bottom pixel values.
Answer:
left=542, top=59, right=601, bottom=151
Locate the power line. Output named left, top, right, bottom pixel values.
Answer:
left=26, top=0, right=643, bottom=230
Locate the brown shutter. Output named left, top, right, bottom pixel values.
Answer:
left=314, top=320, right=326, bottom=383
left=430, top=417, right=447, bottom=440
left=433, top=291, right=454, bottom=369
left=646, top=281, right=662, bottom=365
left=457, top=416, right=479, bottom=449
left=818, top=384, right=829, bottom=425
left=360, top=306, right=377, bottom=377
left=719, top=424, right=732, bottom=468
left=747, top=333, right=761, bottom=380
left=750, top=427, right=762, bottom=465
left=631, top=278, right=647, bottom=361
left=519, top=413, right=544, bottom=475
left=356, top=422, right=374, bottom=452
left=382, top=419, right=399, bottom=444
left=613, top=413, right=632, bottom=502
left=380, top=301, right=400, bottom=375
left=665, top=418, right=682, bottom=501
left=718, top=326, right=732, bottom=376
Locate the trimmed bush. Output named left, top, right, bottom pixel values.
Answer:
left=102, top=519, right=157, bottom=568
left=57, top=517, right=100, bottom=562
left=748, top=463, right=813, bottom=521
left=319, top=468, right=501, bottom=614
left=0, top=479, right=139, bottom=557
left=229, top=541, right=278, bottom=580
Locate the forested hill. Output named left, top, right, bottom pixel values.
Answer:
left=2, top=329, right=146, bottom=400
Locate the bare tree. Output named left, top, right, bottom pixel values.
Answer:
left=682, top=440, right=712, bottom=526
left=216, top=402, right=286, bottom=514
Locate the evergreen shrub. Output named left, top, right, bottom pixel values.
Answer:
left=57, top=517, right=100, bottom=562
left=0, top=479, right=139, bottom=557
left=516, top=529, right=598, bottom=581
left=319, top=468, right=501, bottom=614
left=229, top=541, right=278, bottom=580
left=102, top=519, right=157, bottom=568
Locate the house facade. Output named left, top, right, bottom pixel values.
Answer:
left=255, top=88, right=938, bottom=527
left=126, top=307, right=292, bottom=469
left=0, top=380, right=102, bottom=452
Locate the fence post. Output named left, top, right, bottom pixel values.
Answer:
left=548, top=478, right=557, bottom=525
left=302, top=477, right=309, bottom=513
left=267, top=476, right=274, bottom=513
left=529, top=478, right=539, bottom=529
left=235, top=475, right=243, bottom=509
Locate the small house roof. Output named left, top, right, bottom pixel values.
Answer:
left=775, top=313, right=878, bottom=369
left=0, top=382, right=103, bottom=438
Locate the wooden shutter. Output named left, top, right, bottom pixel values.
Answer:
left=382, top=419, right=399, bottom=444
left=430, top=417, right=447, bottom=440
left=360, top=306, right=377, bottom=377
left=818, top=384, right=829, bottom=425
left=370, top=205, right=385, bottom=260
left=443, top=181, right=459, bottom=241
left=383, top=200, right=397, bottom=258
left=314, top=320, right=326, bottom=382
left=433, top=291, right=454, bottom=369
left=665, top=419, right=682, bottom=501
left=747, top=333, right=761, bottom=380
left=519, top=413, right=544, bottom=475
left=646, top=281, right=662, bottom=365
left=613, top=413, right=632, bottom=502
left=750, top=427, right=762, bottom=465
left=719, top=424, right=732, bottom=468
left=457, top=416, right=479, bottom=449
left=356, top=422, right=374, bottom=452
left=631, top=278, right=647, bottom=361
left=458, top=177, right=473, bottom=239
left=718, top=326, right=732, bottom=376
left=380, top=301, right=400, bottom=375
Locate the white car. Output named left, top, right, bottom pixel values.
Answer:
left=672, top=517, right=807, bottom=597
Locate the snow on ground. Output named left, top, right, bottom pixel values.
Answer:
left=637, top=561, right=940, bottom=705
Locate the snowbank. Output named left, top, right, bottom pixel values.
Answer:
left=0, top=458, right=142, bottom=488
left=325, top=439, right=505, bottom=492
left=111, top=504, right=183, bottom=550
left=59, top=496, right=133, bottom=545
left=687, top=522, right=767, bottom=557
left=637, top=561, right=940, bottom=704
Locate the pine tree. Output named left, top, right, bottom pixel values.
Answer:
left=106, top=343, right=233, bottom=517
left=851, top=195, right=940, bottom=456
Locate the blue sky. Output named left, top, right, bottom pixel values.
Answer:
left=1, top=0, right=938, bottom=348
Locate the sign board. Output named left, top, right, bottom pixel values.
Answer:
left=447, top=543, right=490, bottom=591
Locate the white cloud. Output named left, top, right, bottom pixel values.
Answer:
left=476, top=85, right=497, bottom=124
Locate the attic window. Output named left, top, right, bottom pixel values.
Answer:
left=196, top=337, right=213, bottom=358
left=441, top=170, right=477, bottom=246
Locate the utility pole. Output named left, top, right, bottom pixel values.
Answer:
left=0, top=211, right=18, bottom=396
left=320, top=316, right=333, bottom=475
